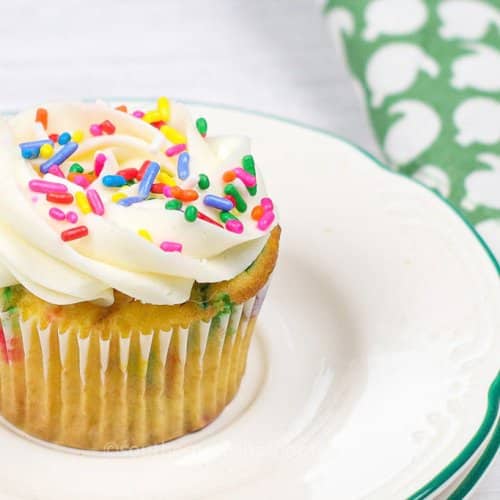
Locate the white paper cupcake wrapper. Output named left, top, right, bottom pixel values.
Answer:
left=0, top=284, right=269, bottom=450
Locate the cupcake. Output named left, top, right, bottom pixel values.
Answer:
left=0, top=98, right=280, bottom=450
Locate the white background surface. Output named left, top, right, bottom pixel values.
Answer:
left=0, top=0, right=496, bottom=497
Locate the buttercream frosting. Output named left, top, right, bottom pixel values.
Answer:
left=0, top=100, right=277, bottom=306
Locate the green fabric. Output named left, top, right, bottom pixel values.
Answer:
left=324, top=0, right=500, bottom=232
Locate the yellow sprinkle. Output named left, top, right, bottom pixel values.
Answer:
left=160, top=125, right=186, bottom=145
left=75, top=191, right=92, bottom=214
left=39, top=143, right=54, bottom=159
left=143, top=110, right=162, bottom=123
left=111, top=192, right=127, bottom=203
left=157, top=96, right=171, bottom=121
left=138, top=229, right=153, bottom=242
left=158, top=172, right=176, bottom=186
left=72, top=130, right=84, bottom=143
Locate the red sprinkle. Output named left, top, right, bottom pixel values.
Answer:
left=35, top=108, right=48, bottom=130
left=197, top=211, right=224, bottom=228
left=48, top=133, right=59, bottom=143
left=100, top=120, right=116, bottom=134
left=137, top=160, right=151, bottom=180
left=47, top=192, right=74, bottom=204
left=117, top=167, right=138, bottom=181
left=151, top=121, right=166, bottom=129
left=61, top=225, right=88, bottom=242
left=225, top=194, right=237, bottom=207
left=151, top=183, right=165, bottom=194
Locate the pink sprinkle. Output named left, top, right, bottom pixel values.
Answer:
left=132, top=110, right=145, bottom=118
left=233, top=167, right=256, bottom=188
left=226, top=219, right=244, bottom=234
left=86, top=189, right=105, bottom=216
left=48, top=165, right=64, bottom=178
left=31, top=196, right=38, bottom=203
left=163, top=185, right=172, bottom=197
left=94, top=153, right=107, bottom=176
left=49, top=207, right=65, bottom=221
left=73, top=174, right=90, bottom=189
left=261, top=197, right=274, bottom=212
left=66, top=211, right=78, bottom=223
left=89, top=124, right=103, bottom=136
left=160, top=241, right=183, bottom=252
left=29, top=179, right=68, bottom=194
left=257, top=210, right=275, bottom=230
left=165, top=143, right=187, bottom=157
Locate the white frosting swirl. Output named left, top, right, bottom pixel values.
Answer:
left=0, top=101, right=277, bottom=306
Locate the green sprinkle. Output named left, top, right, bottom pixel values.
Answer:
left=198, top=173, right=210, bottom=190
left=224, top=183, right=247, bottom=212
left=165, top=199, right=182, bottom=210
left=69, top=163, right=84, bottom=174
left=196, top=117, right=208, bottom=136
left=126, top=179, right=136, bottom=186
left=219, top=211, right=237, bottom=223
left=242, top=155, right=257, bottom=196
left=184, top=205, right=198, bottom=222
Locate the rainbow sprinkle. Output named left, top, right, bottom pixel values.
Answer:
left=61, top=226, right=88, bottom=242
left=177, top=152, right=190, bottom=180
left=86, top=189, right=105, bottom=216
left=40, top=142, right=78, bottom=174
left=160, top=241, right=182, bottom=252
left=19, top=96, right=275, bottom=250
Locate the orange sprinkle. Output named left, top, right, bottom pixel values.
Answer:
left=222, top=170, right=236, bottom=182
left=35, top=108, right=48, bottom=130
left=170, top=186, right=182, bottom=199
left=251, top=205, right=264, bottom=221
left=179, top=189, right=199, bottom=202
left=115, top=105, right=128, bottom=112
left=171, top=186, right=199, bottom=202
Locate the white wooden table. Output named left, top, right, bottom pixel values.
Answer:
left=0, top=0, right=497, bottom=497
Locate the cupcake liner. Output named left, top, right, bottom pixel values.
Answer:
left=0, top=284, right=269, bottom=450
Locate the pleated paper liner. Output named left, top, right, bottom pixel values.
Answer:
left=0, top=283, right=269, bottom=450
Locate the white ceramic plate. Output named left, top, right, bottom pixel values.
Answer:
left=0, top=102, right=498, bottom=500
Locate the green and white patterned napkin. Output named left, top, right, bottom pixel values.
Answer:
left=324, top=0, right=500, bottom=256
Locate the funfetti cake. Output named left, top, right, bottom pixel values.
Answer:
left=0, top=97, right=280, bottom=450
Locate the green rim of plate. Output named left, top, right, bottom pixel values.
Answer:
left=6, top=98, right=500, bottom=498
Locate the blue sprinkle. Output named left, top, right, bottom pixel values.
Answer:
left=19, top=139, right=53, bottom=149
left=21, top=146, right=40, bottom=159
left=19, top=139, right=54, bottom=160
left=203, top=194, right=234, bottom=211
left=138, top=161, right=160, bottom=198
left=58, top=132, right=71, bottom=145
left=177, top=152, right=190, bottom=180
left=102, top=175, right=126, bottom=187
left=40, top=142, right=78, bottom=174
left=117, top=195, right=146, bottom=207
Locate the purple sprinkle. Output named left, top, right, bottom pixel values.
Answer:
left=66, top=211, right=78, bottom=223
left=160, top=241, right=183, bottom=252
left=49, top=207, right=65, bottom=221
left=90, top=124, right=103, bottom=136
